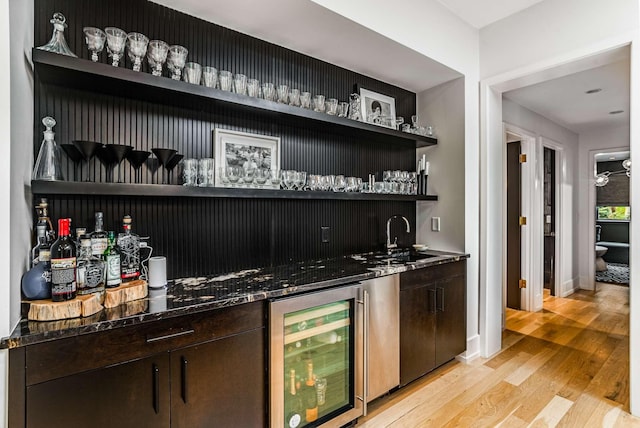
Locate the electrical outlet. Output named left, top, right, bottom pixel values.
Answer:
left=431, top=217, right=441, bottom=232
left=321, top=226, right=330, bottom=243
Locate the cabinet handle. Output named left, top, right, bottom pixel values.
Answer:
left=146, top=329, right=195, bottom=343
left=436, top=287, right=444, bottom=312
left=181, top=356, right=188, bottom=404
left=428, top=288, right=436, bottom=313
left=153, top=364, right=160, bottom=414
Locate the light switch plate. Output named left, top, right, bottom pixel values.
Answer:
left=431, top=217, right=441, bottom=232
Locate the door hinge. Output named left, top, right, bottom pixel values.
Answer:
left=519, top=216, right=527, bottom=226
left=519, top=154, right=527, bottom=163
left=519, top=279, right=527, bottom=288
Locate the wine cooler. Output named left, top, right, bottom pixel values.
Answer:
left=270, top=284, right=364, bottom=427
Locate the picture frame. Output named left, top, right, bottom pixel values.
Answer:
left=358, top=87, right=397, bottom=129
left=213, top=129, right=281, bottom=189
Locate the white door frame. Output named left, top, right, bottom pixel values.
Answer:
left=504, top=123, right=542, bottom=312
left=479, top=36, right=639, bottom=416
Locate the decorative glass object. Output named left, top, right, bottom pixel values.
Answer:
left=37, top=13, right=77, bottom=57
left=33, top=116, right=65, bottom=181
left=348, top=93, right=361, bottom=120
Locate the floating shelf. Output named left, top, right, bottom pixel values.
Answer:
left=32, top=49, right=438, bottom=148
left=31, top=180, right=438, bottom=201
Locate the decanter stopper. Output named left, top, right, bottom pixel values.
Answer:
left=37, top=13, right=78, bottom=57
left=32, top=116, right=65, bottom=181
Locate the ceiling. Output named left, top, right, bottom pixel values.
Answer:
left=436, top=0, right=545, bottom=28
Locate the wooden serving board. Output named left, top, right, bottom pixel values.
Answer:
left=104, top=280, right=148, bottom=308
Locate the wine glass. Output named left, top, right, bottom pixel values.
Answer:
left=126, top=32, right=149, bottom=72
left=282, top=170, right=297, bottom=190
left=127, top=150, right=151, bottom=183
left=167, top=45, right=188, bottom=80
left=105, top=27, right=127, bottom=67
left=83, top=27, right=106, bottom=62
left=73, top=140, right=100, bottom=182
left=147, top=40, right=169, bottom=77
left=151, top=148, right=177, bottom=184
left=106, top=144, right=132, bottom=182
left=60, top=143, right=82, bottom=181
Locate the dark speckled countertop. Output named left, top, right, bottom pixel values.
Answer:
left=1, top=249, right=468, bottom=349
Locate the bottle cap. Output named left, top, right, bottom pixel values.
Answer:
left=57, top=218, right=70, bottom=236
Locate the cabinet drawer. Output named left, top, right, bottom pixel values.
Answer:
left=26, top=301, right=264, bottom=385
left=400, top=260, right=466, bottom=291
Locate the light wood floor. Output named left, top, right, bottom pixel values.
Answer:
left=359, top=283, right=640, bottom=427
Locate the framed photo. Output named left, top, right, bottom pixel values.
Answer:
left=213, top=129, right=281, bottom=188
left=359, top=88, right=397, bottom=129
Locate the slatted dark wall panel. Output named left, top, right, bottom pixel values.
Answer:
left=34, top=0, right=418, bottom=278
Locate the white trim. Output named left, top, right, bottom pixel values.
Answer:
left=560, top=278, right=578, bottom=298
left=457, top=334, right=481, bottom=363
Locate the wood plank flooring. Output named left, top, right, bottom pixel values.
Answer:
left=359, top=283, right=640, bottom=427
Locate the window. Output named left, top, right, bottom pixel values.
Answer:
left=597, top=206, right=630, bottom=220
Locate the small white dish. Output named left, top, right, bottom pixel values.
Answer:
left=412, top=244, right=428, bottom=251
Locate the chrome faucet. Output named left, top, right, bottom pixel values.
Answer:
left=386, top=215, right=410, bottom=253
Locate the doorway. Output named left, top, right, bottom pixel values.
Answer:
left=543, top=147, right=556, bottom=296
left=506, top=138, right=521, bottom=309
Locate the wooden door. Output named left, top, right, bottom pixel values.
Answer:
left=435, top=270, right=466, bottom=367
left=27, top=354, right=170, bottom=428
left=506, top=141, right=522, bottom=309
left=400, top=284, right=436, bottom=386
left=170, top=328, right=265, bottom=428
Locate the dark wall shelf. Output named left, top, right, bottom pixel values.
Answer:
left=31, top=180, right=438, bottom=201
left=33, top=50, right=437, bottom=149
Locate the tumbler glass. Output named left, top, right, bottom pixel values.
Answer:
left=233, top=73, right=247, bottom=95
left=277, top=84, right=289, bottom=103
left=289, top=88, right=300, bottom=106
left=197, top=158, right=215, bottom=186
left=181, top=158, right=198, bottom=186
left=219, top=70, right=233, bottom=91
left=326, top=98, right=338, bottom=115
left=300, top=92, right=311, bottom=109
left=202, top=66, right=218, bottom=88
left=262, top=82, right=275, bottom=101
left=247, top=79, right=260, bottom=97
left=183, top=62, right=202, bottom=84
left=313, top=95, right=325, bottom=112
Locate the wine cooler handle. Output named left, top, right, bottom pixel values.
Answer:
left=428, top=288, right=436, bottom=313
left=181, top=357, right=188, bottom=403
left=362, top=289, right=369, bottom=416
left=152, top=364, right=160, bottom=414
left=436, top=287, right=444, bottom=312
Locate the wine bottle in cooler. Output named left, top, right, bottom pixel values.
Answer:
left=285, top=369, right=303, bottom=428
left=104, top=231, right=122, bottom=288
left=304, top=361, right=318, bottom=423
left=117, top=215, right=140, bottom=282
left=50, top=218, right=77, bottom=301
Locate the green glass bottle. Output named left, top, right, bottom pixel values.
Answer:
left=103, top=231, right=122, bottom=288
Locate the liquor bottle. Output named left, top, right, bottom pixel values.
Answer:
left=76, top=235, right=105, bottom=295
left=304, top=361, right=318, bottom=423
left=21, top=247, right=52, bottom=300
left=285, top=369, right=303, bottom=428
left=30, top=224, right=49, bottom=267
left=35, top=197, right=55, bottom=243
left=50, top=218, right=77, bottom=301
left=90, top=212, right=108, bottom=258
left=104, top=231, right=122, bottom=288
left=117, top=215, right=140, bottom=282
left=75, top=227, right=86, bottom=250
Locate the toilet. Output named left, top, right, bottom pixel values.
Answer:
left=595, top=245, right=608, bottom=272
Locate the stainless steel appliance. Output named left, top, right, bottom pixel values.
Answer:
left=361, top=274, right=400, bottom=409
left=270, top=284, right=364, bottom=427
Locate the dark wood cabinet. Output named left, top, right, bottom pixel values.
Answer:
left=12, top=302, right=265, bottom=428
left=399, top=261, right=466, bottom=386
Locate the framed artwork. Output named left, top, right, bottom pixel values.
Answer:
left=213, top=129, right=281, bottom=188
left=358, top=88, right=397, bottom=129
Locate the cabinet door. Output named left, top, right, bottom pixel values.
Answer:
left=399, top=285, right=436, bottom=386
left=170, top=328, right=265, bottom=428
left=435, top=274, right=466, bottom=366
left=26, top=354, right=170, bottom=428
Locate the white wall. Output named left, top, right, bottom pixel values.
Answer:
left=480, top=0, right=639, bottom=416
left=502, top=98, right=579, bottom=296
left=577, top=125, right=630, bottom=290
left=311, top=0, right=482, bottom=360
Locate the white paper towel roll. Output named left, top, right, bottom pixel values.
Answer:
left=149, top=256, right=167, bottom=288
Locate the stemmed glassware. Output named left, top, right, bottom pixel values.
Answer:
left=294, top=171, right=307, bottom=191
left=60, top=143, right=83, bottom=181
left=83, top=27, right=106, bottom=62
left=152, top=148, right=177, bottom=184
left=395, top=116, right=404, bottom=130
left=126, top=32, right=149, bottom=72
left=165, top=154, right=184, bottom=184
left=127, top=150, right=151, bottom=183
left=167, top=45, right=188, bottom=80
left=147, top=40, right=169, bottom=77
left=73, top=140, right=100, bottom=182
left=282, top=170, right=297, bottom=190
left=105, top=27, right=127, bottom=67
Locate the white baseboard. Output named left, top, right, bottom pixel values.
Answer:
left=560, top=277, right=579, bottom=297
left=457, top=334, right=480, bottom=363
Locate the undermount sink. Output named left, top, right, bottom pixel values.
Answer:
left=372, top=251, right=436, bottom=265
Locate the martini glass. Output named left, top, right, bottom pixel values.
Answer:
left=60, top=143, right=83, bottom=181
left=96, top=144, right=117, bottom=182
left=152, top=148, right=177, bottom=184
left=127, top=150, right=151, bottom=183
left=165, top=154, right=184, bottom=185
left=104, top=144, right=132, bottom=183
left=73, top=140, right=100, bottom=182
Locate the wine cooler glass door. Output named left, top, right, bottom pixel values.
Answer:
left=270, top=285, right=364, bottom=428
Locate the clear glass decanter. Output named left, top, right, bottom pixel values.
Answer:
left=36, top=12, right=77, bottom=57
left=33, top=116, right=65, bottom=181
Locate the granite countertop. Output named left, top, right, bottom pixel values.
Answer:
left=1, top=249, right=468, bottom=349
